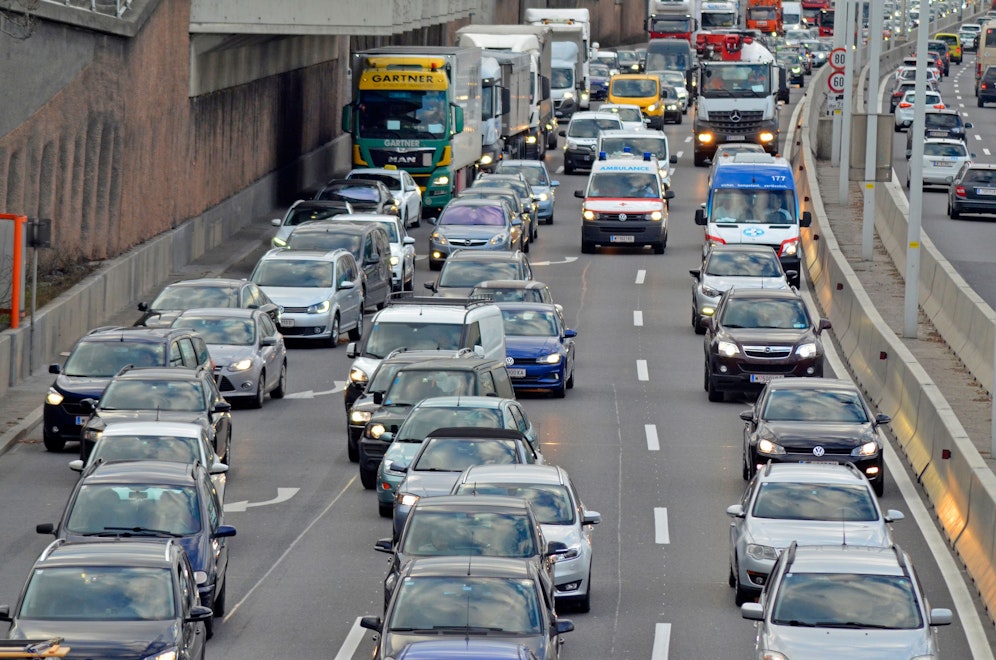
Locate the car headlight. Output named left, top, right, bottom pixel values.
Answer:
left=780, top=239, right=799, bottom=257
left=230, top=358, right=254, bottom=372
left=350, top=410, right=372, bottom=424
left=83, top=428, right=102, bottom=442
left=759, top=131, right=776, bottom=143
left=582, top=209, right=595, bottom=221
left=851, top=441, right=879, bottom=457
left=431, top=175, right=450, bottom=187
left=390, top=255, right=400, bottom=266
left=272, top=236, right=288, bottom=248
left=757, top=438, right=785, bottom=455
left=397, top=493, right=420, bottom=507
left=701, top=285, right=723, bottom=298
left=367, top=423, right=386, bottom=439
left=490, top=232, right=509, bottom=246
left=554, top=544, right=581, bottom=562
left=566, top=139, right=580, bottom=150
left=795, top=342, right=818, bottom=359
left=307, top=300, right=331, bottom=315
left=527, top=135, right=538, bottom=144
left=563, top=91, right=574, bottom=100
left=647, top=103, right=658, bottom=112
left=746, top=544, right=779, bottom=561
left=142, top=650, right=178, bottom=660
left=666, top=104, right=677, bottom=110
left=650, top=210, right=663, bottom=221
left=717, top=340, right=740, bottom=357
left=480, top=153, right=494, bottom=166
left=46, top=388, right=64, bottom=406
left=537, top=353, right=562, bottom=365
left=536, top=192, right=549, bottom=202
left=349, top=367, right=369, bottom=385
left=430, top=232, right=447, bottom=245
left=792, top=66, right=802, bottom=74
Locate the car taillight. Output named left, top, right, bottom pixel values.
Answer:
left=933, top=103, right=945, bottom=109
left=983, top=83, right=990, bottom=90
left=955, top=185, right=967, bottom=198
left=898, top=102, right=912, bottom=108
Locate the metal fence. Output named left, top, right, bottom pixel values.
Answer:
left=49, top=0, right=132, bottom=18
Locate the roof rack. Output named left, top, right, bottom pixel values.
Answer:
left=386, top=293, right=494, bottom=308
left=0, top=639, right=70, bottom=658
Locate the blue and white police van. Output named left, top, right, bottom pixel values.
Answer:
left=694, top=152, right=811, bottom=286
left=575, top=152, right=675, bottom=254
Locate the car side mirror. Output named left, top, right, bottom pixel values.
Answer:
left=739, top=410, right=754, bottom=422
left=373, top=391, right=384, bottom=405
left=380, top=432, right=394, bottom=443
left=884, top=509, right=905, bottom=523
left=212, top=525, right=237, bottom=539
left=555, top=618, right=575, bottom=635
left=559, top=130, right=567, bottom=137
left=389, top=461, right=408, bottom=473
left=664, top=190, right=675, bottom=200
left=726, top=504, right=746, bottom=518
left=545, top=540, right=569, bottom=557
left=929, top=608, right=953, bottom=626
left=0, top=606, right=10, bottom=623
left=784, top=270, right=798, bottom=282
left=186, top=605, right=214, bottom=623
left=582, top=510, right=601, bottom=526
left=424, top=281, right=436, bottom=291
left=965, top=122, right=973, bottom=128
left=551, top=181, right=560, bottom=187
left=214, top=401, right=232, bottom=414
left=670, top=155, right=678, bottom=164
left=49, top=363, right=61, bottom=374
left=360, top=616, right=383, bottom=632
left=574, top=190, right=585, bottom=198
left=69, top=460, right=84, bottom=472
left=271, top=218, right=281, bottom=227
left=260, top=336, right=277, bottom=347
left=800, top=210, right=812, bottom=228
left=137, top=302, right=149, bottom=312
left=817, top=318, right=832, bottom=333
left=36, top=523, right=55, bottom=535
left=346, top=342, right=358, bottom=358
left=428, top=215, right=438, bottom=225
left=564, top=329, right=577, bottom=339
left=512, top=216, right=522, bottom=226
left=339, top=280, right=355, bottom=291
left=80, top=399, right=96, bottom=414
left=875, top=412, right=892, bottom=425
left=403, top=236, right=416, bottom=245
left=374, top=538, right=394, bottom=554
left=689, top=269, right=701, bottom=279
left=365, top=255, right=380, bottom=265
left=695, top=208, right=706, bottom=225
left=741, top=602, right=764, bottom=620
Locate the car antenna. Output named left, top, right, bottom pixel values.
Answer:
left=841, top=508, right=847, bottom=547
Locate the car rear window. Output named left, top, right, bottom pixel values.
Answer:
left=964, top=169, right=996, bottom=185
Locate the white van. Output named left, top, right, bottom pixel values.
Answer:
left=344, top=296, right=506, bottom=410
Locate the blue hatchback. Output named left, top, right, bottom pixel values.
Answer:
left=497, top=303, right=577, bottom=398
left=495, top=160, right=560, bottom=225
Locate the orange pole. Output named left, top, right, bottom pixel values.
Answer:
left=1, top=214, right=27, bottom=329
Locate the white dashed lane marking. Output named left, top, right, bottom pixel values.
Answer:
left=637, top=360, right=649, bottom=381
left=635, top=269, right=646, bottom=284
left=634, top=310, right=644, bottom=326
left=645, top=424, right=659, bottom=451
left=654, top=507, right=670, bottom=544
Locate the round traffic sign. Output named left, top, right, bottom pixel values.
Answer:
left=829, top=47, right=847, bottom=70
left=827, top=71, right=846, bottom=93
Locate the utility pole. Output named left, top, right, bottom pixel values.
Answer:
left=862, top=0, right=883, bottom=260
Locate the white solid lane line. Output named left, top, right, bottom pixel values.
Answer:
left=651, top=622, right=672, bottom=660
left=635, top=269, right=647, bottom=284
left=637, top=359, right=649, bottom=381
left=654, top=507, right=670, bottom=544
left=334, top=618, right=367, bottom=660
left=634, top=310, right=644, bottom=327
left=645, top=424, right=660, bottom=451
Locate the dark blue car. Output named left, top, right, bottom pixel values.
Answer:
left=497, top=303, right=577, bottom=398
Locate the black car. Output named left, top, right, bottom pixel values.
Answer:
left=947, top=162, right=996, bottom=219
left=739, top=378, right=890, bottom=496
left=136, top=277, right=280, bottom=328
left=44, top=327, right=212, bottom=452
left=703, top=288, right=830, bottom=402
left=658, top=84, right=683, bottom=125
left=978, top=65, right=996, bottom=106
left=314, top=178, right=400, bottom=216
left=284, top=220, right=394, bottom=311
left=35, top=459, right=236, bottom=632
left=79, top=366, right=233, bottom=462
left=0, top=539, right=213, bottom=657
left=904, top=110, right=972, bottom=156
left=360, top=556, right=573, bottom=660
left=427, top=250, right=534, bottom=298
left=358, top=356, right=517, bottom=495
left=375, top=494, right=562, bottom=611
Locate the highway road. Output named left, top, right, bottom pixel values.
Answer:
left=0, top=75, right=993, bottom=658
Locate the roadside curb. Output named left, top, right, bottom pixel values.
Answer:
left=0, top=408, right=43, bottom=457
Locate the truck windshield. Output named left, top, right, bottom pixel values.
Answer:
left=747, top=7, right=778, bottom=21
left=701, top=11, right=737, bottom=28
left=357, top=89, right=448, bottom=139
left=702, top=64, right=770, bottom=97
left=710, top=189, right=796, bottom=224
left=650, top=17, right=693, bottom=33
left=552, top=67, right=575, bottom=90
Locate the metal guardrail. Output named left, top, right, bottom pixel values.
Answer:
left=49, top=0, right=132, bottom=18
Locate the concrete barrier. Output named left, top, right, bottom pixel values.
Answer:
left=956, top=468, right=996, bottom=623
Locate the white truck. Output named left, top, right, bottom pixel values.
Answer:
left=479, top=50, right=532, bottom=171
left=456, top=25, right=555, bottom=157
left=525, top=8, right=592, bottom=109
left=551, top=38, right=583, bottom=120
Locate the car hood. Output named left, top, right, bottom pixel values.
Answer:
left=506, top=336, right=563, bottom=360
left=382, top=631, right=547, bottom=660
left=435, top=286, right=477, bottom=298
left=745, top=518, right=891, bottom=549
left=539, top=521, right=581, bottom=549
left=398, top=471, right=463, bottom=498
left=368, top=405, right=413, bottom=430
left=208, top=344, right=257, bottom=367
left=763, top=627, right=930, bottom=659
left=94, top=410, right=210, bottom=429
left=584, top=199, right=663, bottom=212
left=721, top=328, right=810, bottom=344
left=436, top=226, right=507, bottom=241
left=759, top=421, right=877, bottom=450
left=700, top=275, right=789, bottom=293
left=257, top=287, right=334, bottom=308
left=10, top=619, right=181, bottom=658
left=54, top=375, right=112, bottom=397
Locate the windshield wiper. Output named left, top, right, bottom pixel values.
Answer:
left=778, top=619, right=818, bottom=627
left=430, top=625, right=505, bottom=634
left=94, top=526, right=184, bottom=538
left=814, top=621, right=898, bottom=629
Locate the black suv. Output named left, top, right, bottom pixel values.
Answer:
left=1, top=538, right=213, bottom=656
left=703, top=288, right=831, bottom=402
left=358, top=355, right=516, bottom=490
left=36, top=459, right=235, bottom=632
left=978, top=65, right=996, bottom=106
left=79, top=366, right=233, bottom=462
left=948, top=162, right=996, bottom=219
left=905, top=110, right=972, bottom=157
left=284, top=221, right=393, bottom=311
left=44, top=327, right=212, bottom=452
left=136, top=277, right=280, bottom=328
left=314, top=178, right=399, bottom=216
left=426, top=249, right=533, bottom=298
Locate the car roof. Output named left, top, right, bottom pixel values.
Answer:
left=763, top=377, right=857, bottom=392
left=99, top=421, right=205, bottom=438
left=598, top=129, right=667, bottom=140
left=176, top=307, right=261, bottom=320
left=414, top=395, right=509, bottom=409
left=81, top=326, right=195, bottom=343
left=473, top=279, right=549, bottom=290
left=347, top=168, right=403, bottom=179
left=723, top=288, right=803, bottom=302
left=443, top=197, right=510, bottom=209
left=398, top=356, right=496, bottom=372
left=333, top=213, right=401, bottom=223
left=288, top=221, right=379, bottom=236
left=494, top=302, right=560, bottom=314
left=446, top=250, right=526, bottom=263
left=163, top=278, right=246, bottom=289
left=411, top=494, right=532, bottom=513
left=707, top=244, right=781, bottom=255
left=924, top=108, right=961, bottom=117
left=379, top=349, right=474, bottom=364
left=259, top=248, right=349, bottom=262
left=495, top=160, right=546, bottom=169
left=753, top=461, right=870, bottom=485
left=38, top=539, right=176, bottom=568
left=570, top=111, right=626, bottom=122
left=404, top=555, right=535, bottom=579
left=81, top=459, right=199, bottom=485
left=290, top=199, right=352, bottom=210
left=372, top=298, right=499, bottom=323
left=923, top=137, right=968, bottom=146
left=112, top=366, right=203, bottom=381
left=785, top=544, right=905, bottom=576
left=459, top=463, right=567, bottom=486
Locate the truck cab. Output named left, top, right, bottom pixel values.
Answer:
left=694, top=153, right=811, bottom=287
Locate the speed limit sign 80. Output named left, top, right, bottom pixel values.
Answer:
left=829, top=47, right=846, bottom=70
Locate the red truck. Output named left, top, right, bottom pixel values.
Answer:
left=745, top=0, right=783, bottom=35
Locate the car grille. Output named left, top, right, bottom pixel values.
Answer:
left=281, top=306, right=309, bottom=314
left=743, top=345, right=793, bottom=359
left=509, top=357, right=539, bottom=365
left=60, top=401, right=89, bottom=415
left=597, top=213, right=654, bottom=222
left=218, top=376, right=236, bottom=392
left=446, top=238, right=490, bottom=247
left=707, top=110, right=764, bottom=131
left=281, top=325, right=325, bottom=336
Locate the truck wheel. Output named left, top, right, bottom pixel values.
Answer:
left=653, top=242, right=664, bottom=255
left=547, top=131, right=557, bottom=150
left=581, top=240, right=595, bottom=254
left=694, top=151, right=708, bottom=167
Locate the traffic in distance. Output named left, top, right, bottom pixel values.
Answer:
left=4, top=1, right=996, bottom=658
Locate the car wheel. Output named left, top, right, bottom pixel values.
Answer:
left=43, top=433, right=66, bottom=452
left=742, top=448, right=752, bottom=480
left=546, top=214, right=554, bottom=225
left=429, top=259, right=442, bottom=271
left=347, top=434, right=359, bottom=462
left=949, top=203, right=961, bottom=219
left=566, top=366, right=575, bottom=389
left=328, top=313, right=341, bottom=348
left=979, top=98, right=985, bottom=108
left=706, top=364, right=724, bottom=402
left=564, top=162, right=575, bottom=175
left=205, top=616, right=214, bottom=640
left=523, top=236, right=530, bottom=253
left=271, top=361, right=287, bottom=399
left=360, top=466, right=377, bottom=490
left=728, top=563, right=737, bottom=588
left=676, top=112, right=682, bottom=125
left=379, top=501, right=393, bottom=518
left=581, top=240, right=595, bottom=254
left=552, top=378, right=567, bottom=398
left=894, top=123, right=902, bottom=133
left=251, top=372, right=265, bottom=409
left=694, top=151, right=707, bottom=167
left=212, top=580, right=227, bottom=617
left=873, top=471, right=885, bottom=497
left=376, top=292, right=387, bottom=311
left=348, top=309, right=363, bottom=341
left=693, top=311, right=706, bottom=335
left=653, top=241, right=665, bottom=255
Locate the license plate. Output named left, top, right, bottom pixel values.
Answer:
left=977, top=188, right=996, bottom=196
left=508, top=368, right=527, bottom=378
left=610, top=235, right=635, bottom=243
left=280, top=318, right=295, bottom=327
left=582, top=155, right=592, bottom=161
left=928, top=131, right=947, bottom=137
left=75, top=416, right=88, bottom=426
left=749, top=374, right=784, bottom=383
left=725, top=135, right=746, bottom=141
left=931, top=161, right=953, bottom=167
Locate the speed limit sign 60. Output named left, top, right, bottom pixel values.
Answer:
left=827, top=71, right=846, bottom=93
left=829, top=47, right=846, bottom=70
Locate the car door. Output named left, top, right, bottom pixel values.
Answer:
left=204, top=377, right=231, bottom=460
left=361, top=231, right=389, bottom=307
left=402, top=171, right=422, bottom=222
left=177, top=338, right=198, bottom=369
left=177, top=553, right=205, bottom=659
left=202, top=471, right=229, bottom=589
left=257, top=313, right=282, bottom=384
left=507, top=402, right=541, bottom=458
left=337, top=255, right=363, bottom=323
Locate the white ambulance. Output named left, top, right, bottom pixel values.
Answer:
left=574, top=152, right=674, bottom=254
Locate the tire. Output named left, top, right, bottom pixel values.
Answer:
left=949, top=203, right=961, bottom=219
left=873, top=472, right=885, bottom=497
left=728, top=563, right=737, bottom=588
left=652, top=242, right=664, bottom=255
left=43, top=434, right=66, bottom=452
left=979, top=99, right=985, bottom=108
left=694, top=151, right=708, bottom=167
left=894, top=123, right=901, bottom=133
left=692, top=309, right=706, bottom=334
left=566, top=366, right=575, bottom=389
left=348, top=309, right=363, bottom=341
left=581, top=240, right=595, bottom=254
left=429, top=259, right=442, bottom=271
left=250, top=372, right=265, bottom=409
left=271, top=361, right=287, bottom=399
left=676, top=112, right=682, bottom=125
left=546, top=214, right=554, bottom=225
left=523, top=236, right=530, bottom=253
left=742, top=449, right=752, bottom=481
left=347, top=435, right=359, bottom=463
left=551, top=380, right=566, bottom=398
left=212, top=581, right=227, bottom=617
left=360, top=466, right=377, bottom=490
left=379, top=501, right=393, bottom=518
left=328, top=314, right=340, bottom=348
left=706, top=363, right=724, bottom=402
left=564, top=162, right=575, bottom=175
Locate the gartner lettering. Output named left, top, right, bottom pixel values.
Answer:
left=383, top=140, right=423, bottom=148
left=370, top=73, right=439, bottom=84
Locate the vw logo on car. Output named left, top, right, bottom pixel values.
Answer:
left=505, top=357, right=515, bottom=366
left=812, top=446, right=826, bottom=457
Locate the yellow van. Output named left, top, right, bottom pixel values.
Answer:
left=934, top=32, right=963, bottom=64
left=608, top=74, right=666, bottom=129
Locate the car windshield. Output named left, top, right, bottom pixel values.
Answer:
left=705, top=251, right=783, bottom=277
left=438, top=205, right=507, bottom=226
left=568, top=118, right=623, bottom=138
left=389, top=576, right=542, bottom=634
left=286, top=230, right=362, bottom=256
left=761, top=388, right=871, bottom=423
left=610, top=79, right=658, bottom=97
left=455, top=483, right=574, bottom=525
left=495, top=165, right=547, bottom=186
left=90, top=434, right=202, bottom=465
left=173, top=316, right=255, bottom=345
left=63, top=342, right=165, bottom=377
left=710, top=189, right=796, bottom=224
left=19, top=567, right=174, bottom=621
left=660, top=72, right=685, bottom=87
left=720, top=298, right=810, bottom=330
left=603, top=106, right=643, bottom=122
left=752, top=483, right=878, bottom=521
left=151, top=285, right=238, bottom=311
left=252, top=260, right=335, bottom=288
left=924, top=143, right=967, bottom=158
left=587, top=172, right=660, bottom=198
left=472, top=286, right=548, bottom=303
left=349, top=173, right=400, bottom=192
left=500, top=309, right=559, bottom=337
left=317, top=184, right=380, bottom=203
left=101, top=379, right=205, bottom=412
left=412, top=437, right=520, bottom=471
left=591, top=63, right=610, bottom=77
left=771, top=573, right=923, bottom=629
left=368, top=362, right=409, bottom=393
left=364, top=322, right=463, bottom=358
left=397, top=407, right=502, bottom=442
left=401, top=510, right=538, bottom=557
left=552, top=67, right=574, bottom=89
left=373, top=220, right=399, bottom=242
left=439, top=262, right=522, bottom=288
left=66, top=483, right=202, bottom=536
left=284, top=205, right=350, bottom=227
left=383, top=371, right=476, bottom=405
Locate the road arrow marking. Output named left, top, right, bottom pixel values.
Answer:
left=530, top=256, right=579, bottom=266
left=224, top=487, right=300, bottom=513
left=284, top=380, right=346, bottom=400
